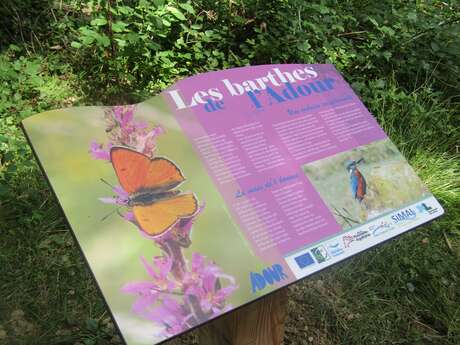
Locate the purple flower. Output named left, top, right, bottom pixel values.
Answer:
left=91, top=106, right=165, bottom=163
left=99, top=185, right=129, bottom=206
left=121, top=255, right=178, bottom=319
left=121, top=281, right=161, bottom=315
left=89, top=140, right=110, bottom=161
left=183, top=253, right=237, bottom=316
left=121, top=255, right=176, bottom=295
left=131, top=125, right=163, bottom=156
left=141, top=255, right=177, bottom=292
left=186, top=273, right=238, bottom=316
left=143, top=297, right=193, bottom=337
left=123, top=211, right=135, bottom=223
left=91, top=106, right=240, bottom=335
left=183, top=252, right=235, bottom=288
left=101, top=105, right=165, bottom=158
left=183, top=253, right=212, bottom=285
left=113, top=105, right=134, bottom=129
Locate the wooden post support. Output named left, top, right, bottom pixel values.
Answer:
left=198, top=288, right=288, bottom=345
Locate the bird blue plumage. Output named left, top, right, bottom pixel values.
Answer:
left=345, top=158, right=367, bottom=202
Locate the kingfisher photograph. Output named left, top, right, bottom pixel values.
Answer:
left=302, top=138, right=432, bottom=231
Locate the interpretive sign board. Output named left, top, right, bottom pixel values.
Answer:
left=22, top=64, right=444, bottom=345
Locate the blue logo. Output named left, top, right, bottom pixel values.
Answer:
left=327, top=242, right=345, bottom=257
left=369, top=221, right=393, bottom=236
left=391, top=208, right=416, bottom=224
left=416, top=202, right=438, bottom=215
left=294, top=252, right=315, bottom=269
left=250, top=264, right=288, bottom=293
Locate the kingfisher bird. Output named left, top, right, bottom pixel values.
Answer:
left=346, top=158, right=367, bottom=202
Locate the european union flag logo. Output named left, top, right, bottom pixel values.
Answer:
left=294, top=252, right=315, bottom=269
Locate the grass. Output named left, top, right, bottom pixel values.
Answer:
left=1, top=74, right=459, bottom=345
left=0, top=1, right=459, bottom=344
left=1, top=146, right=458, bottom=345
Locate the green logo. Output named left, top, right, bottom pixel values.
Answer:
left=311, top=246, right=330, bottom=263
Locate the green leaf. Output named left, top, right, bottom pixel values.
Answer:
left=80, top=36, right=95, bottom=45
left=112, top=22, right=128, bottom=32
left=166, top=6, right=186, bottom=21
left=85, top=318, right=98, bottom=331
left=0, top=183, right=8, bottom=197
left=147, top=42, right=161, bottom=51
left=70, top=41, right=82, bottom=49
left=24, top=61, right=40, bottom=76
left=126, top=32, right=140, bottom=44
left=8, top=44, right=21, bottom=52
left=97, top=34, right=111, bottom=48
left=115, top=39, right=127, bottom=48
left=90, top=17, right=107, bottom=26
left=297, top=41, right=311, bottom=52
left=153, top=16, right=163, bottom=28
left=179, top=3, right=195, bottom=14
left=383, top=51, right=392, bottom=61
left=117, top=6, right=132, bottom=15
left=368, top=17, right=379, bottom=28
left=407, top=12, right=417, bottom=21
left=138, top=0, right=149, bottom=7
left=375, top=79, right=386, bottom=89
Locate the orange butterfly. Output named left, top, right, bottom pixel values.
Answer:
left=110, top=147, right=198, bottom=236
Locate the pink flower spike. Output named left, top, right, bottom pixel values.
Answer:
left=133, top=121, right=148, bottom=130
left=121, top=106, right=134, bottom=127
left=144, top=297, right=190, bottom=336
left=214, top=284, right=238, bottom=302
left=140, top=256, right=176, bottom=291
left=112, top=106, right=124, bottom=124
left=203, top=273, right=217, bottom=295
left=89, top=140, right=110, bottom=161
left=150, top=125, right=165, bottom=137
left=131, top=292, right=159, bottom=314
left=123, top=211, right=136, bottom=223
left=120, top=281, right=161, bottom=315
left=185, top=272, right=237, bottom=316
left=121, top=281, right=157, bottom=294
left=99, top=185, right=129, bottom=206
left=98, top=196, right=119, bottom=205
left=113, top=185, right=129, bottom=200
left=183, top=251, right=223, bottom=287
left=153, top=256, right=174, bottom=277
left=191, top=253, right=205, bottom=273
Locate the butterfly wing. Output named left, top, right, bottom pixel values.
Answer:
left=132, top=193, right=198, bottom=236
left=110, top=147, right=185, bottom=194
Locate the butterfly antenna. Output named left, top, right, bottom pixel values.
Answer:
left=100, top=206, right=120, bottom=222
left=116, top=208, right=125, bottom=218
left=100, top=178, right=115, bottom=189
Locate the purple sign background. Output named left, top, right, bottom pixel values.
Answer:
left=163, top=64, right=387, bottom=260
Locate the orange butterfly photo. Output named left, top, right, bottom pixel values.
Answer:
left=110, top=146, right=198, bottom=236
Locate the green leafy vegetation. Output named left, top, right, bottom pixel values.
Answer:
left=0, top=1, right=459, bottom=344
